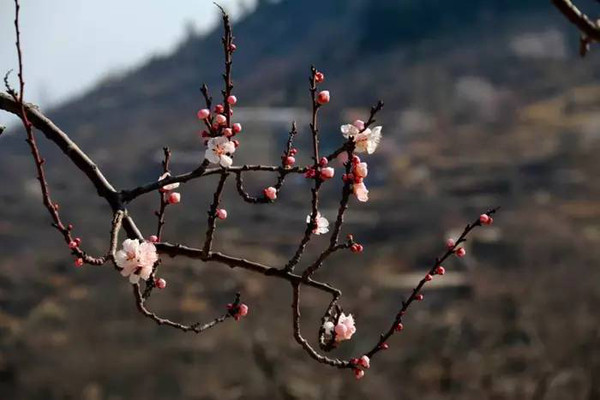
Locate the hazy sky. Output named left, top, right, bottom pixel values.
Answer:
left=0, top=0, right=254, bottom=127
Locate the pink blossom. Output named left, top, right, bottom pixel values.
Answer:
left=223, top=128, right=233, bottom=137
left=68, top=241, right=78, bottom=249
left=74, top=258, right=84, bottom=267
left=456, top=248, right=466, bottom=257
left=353, top=181, right=369, bottom=202
left=446, top=238, right=456, bottom=249
left=214, top=104, right=224, bottom=114
left=149, top=235, right=159, bottom=243
left=307, top=212, right=329, bottom=235
left=436, top=266, right=446, bottom=275
left=264, top=187, right=277, bottom=200
left=232, top=123, right=242, bottom=133
left=227, top=95, right=237, bottom=105
left=334, top=313, right=356, bottom=342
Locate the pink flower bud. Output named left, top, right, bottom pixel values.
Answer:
left=320, top=167, right=335, bottom=180
left=316, top=90, right=330, bottom=105
left=167, top=192, right=181, bottom=204
left=233, top=139, right=240, bottom=148
left=284, top=156, right=296, bottom=166
left=197, top=108, right=210, bottom=120
left=229, top=43, right=237, bottom=52
left=214, top=104, right=224, bottom=114
left=223, top=128, right=233, bottom=137
left=290, top=148, right=298, bottom=155
left=352, top=155, right=361, bottom=165
left=354, top=369, right=365, bottom=380
left=68, top=241, right=78, bottom=249
left=353, top=119, right=365, bottom=130
left=264, top=187, right=277, bottom=200
left=351, top=243, right=364, bottom=253
left=425, top=274, right=433, bottom=282
left=479, top=214, right=491, bottom=225
left=232, top=123, right=242, bottom=133
left=67, top=224, right=74, bottom=231
left=216, top=209, right=228, bottom=220
left=359, top=355, right=370, bottom=369
left=74, top=258, right=84, bottom=268
left=215, top=114, right=227, bottom=125
left=74, top=237, right=82, bottom=245
left=156, top=278, right=167, bottom=289
left=238, top=303, right=249, bottom=317
left=200, top=130, right=210, bottom=138
left=415, top=293, right=424, bottom=301
left=149, top=235, right=159, bottom=243
left=435, top=266, right=446, bottom=275
left=380, top=343, right=389, bottom=350
left=319, top=157, right=329, bottom=166
left=395, top=323, right=404, bottom=332
left=315, top=71, right=324, bottom=83
left=456, top=248, right=466, bottom=258
left=446, top=238, right=456, bottom=249
left=227, top=95, right=237, bottom=105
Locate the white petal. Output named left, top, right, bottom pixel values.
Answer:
left=220, top=155, right=233, bottom=168
left=205, top=148, right=220, bottom=164
left=366, top=127, right=382, bottom=154
left=122, top=239, right=140, bottom=255
left=222, top=141, right=236, bottom=154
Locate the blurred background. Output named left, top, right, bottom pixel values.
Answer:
left=1, top=0, right=600, bottom=399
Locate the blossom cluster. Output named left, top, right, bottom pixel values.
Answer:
left=115, top=239, right=159, bottom=284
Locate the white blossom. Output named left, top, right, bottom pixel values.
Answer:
left=340, top=123, right=382, bottom=154
left=307, top=212, right=329, bottom=235
left=205, top=136, right=236, bottom=167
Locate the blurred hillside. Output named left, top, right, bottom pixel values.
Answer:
left=1, top=0, right=600, bottom=399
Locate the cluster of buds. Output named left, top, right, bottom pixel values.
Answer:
left=282, top=147, right=298, bottom=167
left=197, top=100, right=243, bottom=139
left=351, top=355, right=370, bottom=380
left=304, top=157, right=335, bottom=181
left=313, top=70, right=330, bottom=105
left=343, top=155, right=369, bottom=202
